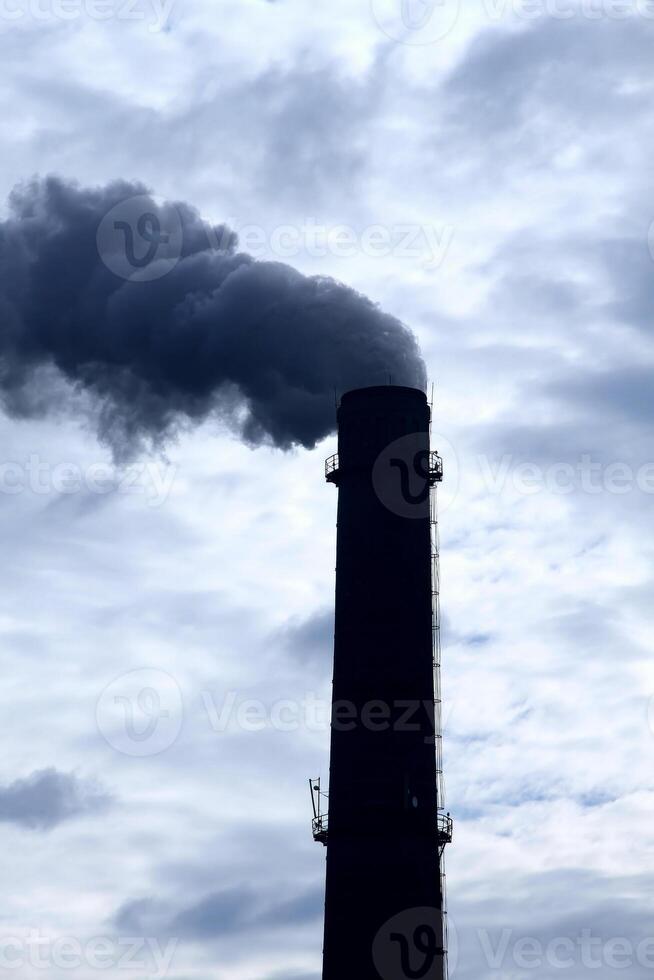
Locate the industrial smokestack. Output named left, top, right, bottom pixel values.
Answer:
left=317, top=385, right=451, bottom=980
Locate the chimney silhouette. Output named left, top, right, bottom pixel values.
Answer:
left=315, top=385, right=452, bottom=980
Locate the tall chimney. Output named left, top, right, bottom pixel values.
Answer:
left=316, top=385, right=451, bottom=980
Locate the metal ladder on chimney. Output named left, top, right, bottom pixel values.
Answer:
left=431, top=439, right=453, bottom=980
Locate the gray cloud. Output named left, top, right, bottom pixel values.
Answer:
left=443, top=18, right=654, bottom=141
left=599, top=238, right=654, bottom=334
left=277, top=609, right=334, bottom=667
left=451, top=871, right=654, bottom=980
left=0, top=768, right=111, bottom=830
left=115, top=884, right=323, bottom=941
left=171, top=888, right=256, bottom=938
left=550, top=366, right=654, bottom=425
left=264, top=973, right=320, bottom=980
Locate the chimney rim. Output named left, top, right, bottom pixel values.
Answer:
left=338, top=384, right=428, bottom=407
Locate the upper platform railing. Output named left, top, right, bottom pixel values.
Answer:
left=437, top=811, right=453, bottom=845
left=325, top=451, right=443, bottom=485
left=325, top=454, right=339, bottom=483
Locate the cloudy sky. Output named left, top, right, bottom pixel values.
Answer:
left=1, top=0, right=654, bottom=977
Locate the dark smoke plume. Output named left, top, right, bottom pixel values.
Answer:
left=0, top=177, right=426, bottom=457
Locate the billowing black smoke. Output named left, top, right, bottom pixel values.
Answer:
left=0, top=177, right=426, bottom=458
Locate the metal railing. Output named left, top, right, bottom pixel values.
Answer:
left=325, top=450, right=443, bottom=484
left=437, top=811, right=453, bottom=844
left=312, top=813, right=329, bottom=845
left=429, top=450, right=444, bottom=485
left=325, top=454, right=339, bottom=481
left=312, top=810, right=451, bottom=847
